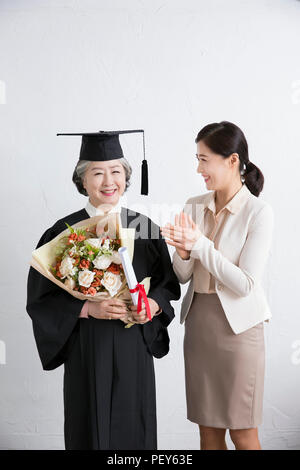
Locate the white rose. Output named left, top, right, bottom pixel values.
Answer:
left=60, top=256, right=76, bottom=279
left=93, top=254, right=112, bottom=270
left=84, top=238, right=102, bottom=249
left=68, top=246, right=77, bottom=257
left=78, top=269, right=96, bottom=288
left=101, top=272, right=122, bottom=297
left=111, top=251, right=122, bottom=264
left=102, top=238, right=111, bottom=250
left=64, top=278, right=76, bottom=290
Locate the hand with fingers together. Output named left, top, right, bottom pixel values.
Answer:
left=87, top=298, right=129, bottom=321
left=160, top=211, right=203, bottom=260
left=129, top=297, right=161, bottom=324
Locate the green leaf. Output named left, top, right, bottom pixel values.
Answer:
left=85, top=243, right=99, bottom=254
left=76, top=228, right=88, bottom=237
left=64, top=222, right=74, bottom=233
left=100, top=248, right=113, bottom=256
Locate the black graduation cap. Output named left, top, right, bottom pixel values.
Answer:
left=57, top=129, right=148, bottom=195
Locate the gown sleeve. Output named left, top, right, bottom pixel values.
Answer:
left=142, top=232, right=181, bottom=359
left=26, top=225, right=85, bottom=370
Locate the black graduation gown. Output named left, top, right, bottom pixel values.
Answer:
left=26, top=206, right=180, bottom=450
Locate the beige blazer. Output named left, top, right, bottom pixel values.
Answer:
left=172, top=184, right=274, bottom=334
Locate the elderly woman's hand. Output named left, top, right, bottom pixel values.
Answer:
left=87, top=298, right=128, bottom=321
left=160, top=211, right=202, bottom=259
left=128, top=298, right=160, bottom=324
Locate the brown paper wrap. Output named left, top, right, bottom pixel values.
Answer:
left=30, top=212, right=151, bottom=306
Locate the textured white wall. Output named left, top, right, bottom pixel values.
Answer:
left=0, top=0, right=300, bottom=450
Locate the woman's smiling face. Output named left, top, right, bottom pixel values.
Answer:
left=196, top=140, right=240, bottom=190
left=83, top=160, right=126, bottom=208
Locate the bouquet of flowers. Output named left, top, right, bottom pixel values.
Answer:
left=51, top=221, right=126, bottom=298
left=30, top=213, right=151, bottom=326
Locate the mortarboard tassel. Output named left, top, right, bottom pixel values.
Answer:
left=141, top=159, right=148, bottom=195
left=141, top=131, right=148, bottom=195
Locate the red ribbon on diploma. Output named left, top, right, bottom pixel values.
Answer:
left=129, top=283, right=152, bottom=321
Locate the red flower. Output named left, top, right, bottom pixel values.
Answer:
left=68, top=233, right=78, bottom=244
left=91, top=278, right=101, bottom=287
left=92, top=269, right=103, bottom=276
left=77, top=234, right=86, bottom=242
left=54, top=261, right=62, bottom=278
left=79, top=259, right=90, bottom=269
left=107, top=263, right=120, bottom=275
left=87, top=287, right=97, bottom=296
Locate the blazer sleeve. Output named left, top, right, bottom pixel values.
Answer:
left=189, top=203, right=274, bottom=297
left=172, top=250, right=195, bottom=284
left=26, top=226, right=85, bottom=370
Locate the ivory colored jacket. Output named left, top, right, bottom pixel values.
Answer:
left=172, top=183, right=274, bottom=334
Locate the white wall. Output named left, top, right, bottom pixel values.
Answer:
left=1, top=0, right=300, bottom=450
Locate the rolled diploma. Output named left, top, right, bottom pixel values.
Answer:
left=118, top=246, right=139, bottom=305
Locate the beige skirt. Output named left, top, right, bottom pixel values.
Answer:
left=184, top=292, right=265, bottom=429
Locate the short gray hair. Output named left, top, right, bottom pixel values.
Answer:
left=72, top=158, right=132, bottom=196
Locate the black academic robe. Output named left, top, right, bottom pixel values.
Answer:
left=26, top=206, right=180, bottom=450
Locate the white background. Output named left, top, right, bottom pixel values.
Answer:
left=0, top=0, right=300, bottom=450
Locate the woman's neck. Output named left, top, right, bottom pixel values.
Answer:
left=89, top=198, right=118, bottom=213
left=215, top=181, right=243, bottom=213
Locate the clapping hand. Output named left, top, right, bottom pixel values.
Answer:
left=160, top=211, right=202, bottom=260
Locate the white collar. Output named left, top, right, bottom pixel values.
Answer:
left=205, top=183, right=250, bottom=215
left=85, top=198, right=122, bottom=218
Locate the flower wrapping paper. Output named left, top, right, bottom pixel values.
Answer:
left=30, top=212, right=151, bottom=303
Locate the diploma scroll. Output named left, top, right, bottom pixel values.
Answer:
left=118, top=246, right=152, bottom=321
left=118, top=246, right=139, bottom=305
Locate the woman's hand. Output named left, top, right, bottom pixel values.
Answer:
left=160, top=211, right=202, bottom=258
left=128, top=297, right=160, bottom=324
left=87, top=298, right=128, bottom=321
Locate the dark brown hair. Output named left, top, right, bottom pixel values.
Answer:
left=195, top=121, right=264, bottom=197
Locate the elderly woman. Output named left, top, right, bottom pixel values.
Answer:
left=26, top=130, right=180, bottom=450
left=161, top=121, right=274, bottom=450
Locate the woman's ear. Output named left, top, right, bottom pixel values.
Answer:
left=231, top=152, right=239, bottom=164
left=228, top=153, right=240, bottom=171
